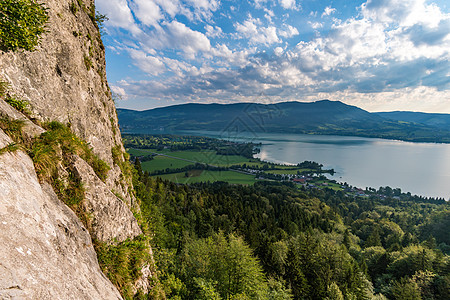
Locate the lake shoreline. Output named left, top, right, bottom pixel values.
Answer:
left=123, top=129, right=450, bottom=200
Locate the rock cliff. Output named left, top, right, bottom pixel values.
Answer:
left=0, top=130, right=122, bottom=299
left=0, top=0, right=132, bottom=204
left=0, top=0, right=153, bottom=298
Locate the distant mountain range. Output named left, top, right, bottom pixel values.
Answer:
left=117, top=100, right=450, bottom=143
left=376, top=111, right=450, bottom=130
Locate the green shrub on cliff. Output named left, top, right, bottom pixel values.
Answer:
left=0, top=0, right=49, bottom=51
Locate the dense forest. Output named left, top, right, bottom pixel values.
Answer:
left=131, top=158, right=450, bottom=300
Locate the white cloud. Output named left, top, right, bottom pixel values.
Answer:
left=235, top=17, right=280, bottom=45
left=322, top=6, right=336, bottom=18
left=154, top=0, right=182, bottom=18
left=279, top=24, right=299, bottom=38
left=279, top=0, right=298, bottom=10
left=253, top=0, right=269, bottom=9
left=308, top=21, right=323, bottom=29
left=102, top=0, right=450, bottom=113
left=96, top=0, right=141, bottom=35
left=205, top=24, right=223, bottom=38
left=162, top=57, right=199, bottom=76
left=139, top=21, right=211, bottom=59
left=184, top=0, right=220, bottom=21
left=211, top=44, right=250, bottom=66
left=131, top=0, right=163, bottom=27
left=111, top=85, right=127, bottom=100
left=187, top=0, right=219, bottom=13
left=361, top=0, right=448, bottom=28
left=128, top=49, right=166, bottom=75
left=274, top=47, right=284, bottom=56
left=264, top=8, right=275, bottom=23
left=164, top=21, right=212, bottom=58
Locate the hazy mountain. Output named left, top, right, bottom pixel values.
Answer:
left=376, top=111, right=450, bottom=130
left=118, top=100, right=450, bottom=143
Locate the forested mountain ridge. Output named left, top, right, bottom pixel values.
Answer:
left=376, top=111, right=450, bottom=130
left=118, top=101, right=450, bottom=143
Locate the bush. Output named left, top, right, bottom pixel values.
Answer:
left=30, top=121, right=110, bottom=182
left=0, top=0, right=49, bottom=52
left=95, top=236, right=153, bottom=299
left=5, top=95, right=29, bottom=114
left=0, top=117, right=25, bottom=143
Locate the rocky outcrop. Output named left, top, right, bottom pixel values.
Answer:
left=0, top=130, right=122, bottom=299
left=0, top=98, right=45, bottom=140
left=0, top=0, right=156, bottom=297
left=72, top=155, right=142, bottom=243
left=0, top=0, right=132, bottom=204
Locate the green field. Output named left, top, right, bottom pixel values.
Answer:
left=141, top=156, right=194, bottom=172
left=311, top=180, right=343, bottom=191
left=154, top=170, right=257, bottom=185
left=127, top=148, right=158, bottom=156
left=161, top=150, right=251, bottom=166
left=128, top=148, right=256, bottom=167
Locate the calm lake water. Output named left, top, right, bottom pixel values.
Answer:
left=164, top=130, right=450, bottom=200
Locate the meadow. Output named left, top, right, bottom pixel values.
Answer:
left=155, top=170, right=257, bottom=185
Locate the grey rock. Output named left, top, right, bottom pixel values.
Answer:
left=72, top=155, right=142, bottom=243
left=0, top=0, right=156, bottom=296
left=0, top=129, right=122, bottom=299
left=0, top=0, right=130, bottom=203
left=0, top=98, right=45, bottom=140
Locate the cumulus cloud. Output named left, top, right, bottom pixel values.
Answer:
left=279, top=0, right=298, bottom=10
left=131, top=0, right=163, bottom=27
left=205, top=24, right=223, bottom=38
left=279, top=24, right=299, bottom=38
left=111, top=86, right=128, bottom=100
left=186, top=0, right=220, bottom=20
left=322, top=6, right=336, bottom=17
left=235, top=17, right=280, bottom=45
left=138, top=21, right=211, bottom=59
left=253, top=0, right=269, bottom=10
left=308, top=21, right=323, bottom=29
left=264, top=8, right=275, bottom=22
left=128, top=49, right=166, bottom=75
left=164, top=21, right=212, bottom=57
left=100, top=0, right=450, bottom=113
left=96, top=0, right=141, bottom=35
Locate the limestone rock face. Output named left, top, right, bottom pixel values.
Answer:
left=72, top=155, right=142, bottom=243
left=0, top=0, right=154, bottom=297
left=0, top=130, right=122, bottom=299
left=0, top=0, right=131, bottom=203
left=0, top=98, right=45, bottom=140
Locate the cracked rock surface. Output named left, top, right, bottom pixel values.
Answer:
left=0, top=130, right=122, bottom=299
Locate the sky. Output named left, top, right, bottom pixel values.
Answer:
left=96, top=0, right=450, bottom=113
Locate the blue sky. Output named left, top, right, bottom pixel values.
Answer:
left=96, top=0, right=450, bottom=113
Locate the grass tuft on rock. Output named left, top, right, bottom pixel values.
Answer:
left=95, top=235, right=160, bottom=299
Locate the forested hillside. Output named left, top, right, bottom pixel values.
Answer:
left=132, top=158, right=450, bottom=299
left=376, top=112, right=450, bottom=130
left=117, top=101, right=450, bottom=143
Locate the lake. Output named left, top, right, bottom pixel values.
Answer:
left=124, top=128, right=450, bottom=199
